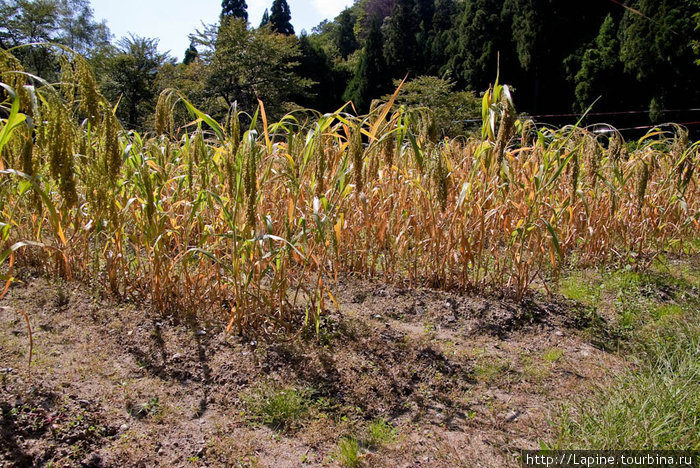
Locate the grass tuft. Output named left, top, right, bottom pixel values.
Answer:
left=242, top=383, right=307, bottom=432
left=336, top=437, right=361, bottom=467
left=364, top=418, right=397, bottom=449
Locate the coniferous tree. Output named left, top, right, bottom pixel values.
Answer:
left=221, top=0, right=248, bottom=22
left=337, top=9, right=358, bottom=59
left=426, top=0, right=456, bottom=75
left=344, top=16, right=390, bottom=112
left=260, top=8, right=270, bottom=27
left=270, top=0, right=295, bottom=35
left=183, top=41, right=199, bottom=65
left=294, top=33, right=346, bottom=111
left=574, top=14, right=620, bottom=111
left=414, top=0, right=436, bottom=73
left=618, top=0, right=698, bottom=120
left=383, top=0, right=420, bottom=78
left=446, top=0, right=504, bottom=91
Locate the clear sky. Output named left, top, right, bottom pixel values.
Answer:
left=90, top=0, right=352, bottom=61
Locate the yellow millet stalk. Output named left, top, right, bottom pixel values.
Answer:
left=228, top=105, right=241, bottom=155
left=0, top=50, right=30, bottom=114
left=636, top=160, right=649, bottom=214
left=45, top=94, right=78, bottom=207
left=433, top=149, right=449, bottom=212
left=350, top=125, right=363, bottom=194
left=382, top=131, right=395, bottom=168
left=494, top=95, right=516, bottom=168
left=584, top=134, right=601, bottom=189
left=59, top=55, right=76, bottom=107
left=609, top=133, right=622, bottom=161
left=154, top=90, right=176, bottom=136
left=314, top=132, right=326, bottom=196
left=75, top=56, right=103, bottom=127
left=521, top=119, right=534, bottom=148
left=244, top=141, right=258, bottom=231
left=101, top=110, right=121, bottom=180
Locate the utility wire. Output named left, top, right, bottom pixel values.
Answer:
left=457, top=108, right=700, bottom=124
left=591, top=121, right=700, bottom=133
left=523, top=108, right=700, bottom=119
left=605, top=0, right=682, bottom=36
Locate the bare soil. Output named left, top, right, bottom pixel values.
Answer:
left=0, top=272, right=628, bottom=468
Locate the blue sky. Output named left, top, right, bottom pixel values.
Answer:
left=90, top=0, right=352, bottom=61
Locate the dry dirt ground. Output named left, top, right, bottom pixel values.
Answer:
left=1, top=271, right=631, bottom=468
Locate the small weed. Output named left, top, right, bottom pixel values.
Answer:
left=561, top=274, right=600, bottom=306
left=473, top=356, right=512, bottom=384
left=651, top=303, right=684, bottom=320
left=54, top=286, right=70, bottom=309
left=521, top=356, right=551, bottom=383
left=336, top=437, right=361, bottom=467
left=542, top=348, right=564, bottom=363
left=127, top=396, right=161, bottom=419
left=364, top=418, right=396, bottom=448
left=242, top=382, right=306, bottom=431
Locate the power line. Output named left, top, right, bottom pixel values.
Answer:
left=591, top=121, right=700, bottom=133
left=606, top=0, right=649, bottom=21
left=523, top=108, right=700, bottom=119
left=456, top=108, right=700, bottom=124
left=605, top=0, right=681, bottom=37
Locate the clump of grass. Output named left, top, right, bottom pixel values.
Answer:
left=364, top=418, right=397, bottom=449
left=551, top=265, right=700, bottom=451
left=336, top=437, right=361, bottom=467
left=651, top=303, right=684, bottom=320
left=127, top=396, right=161, bottom=420
left=552, top=318, right=700, bottom=450
left=521, top=355, right=551, bottom=384
left=560, top=274, right=600, bottom=306
left=473, top=356, right=513, bottom=384
left=242, top=383, right=306, bottom=431
left=542, top=348, right=564, bottom=363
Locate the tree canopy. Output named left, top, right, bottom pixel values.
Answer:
left=2, top=0, right=697, bottom=135
left=221, top=0, right=248, bottom=22
left=270, top=0, right=294, bottom=36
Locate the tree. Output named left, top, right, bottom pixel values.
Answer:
left=446, top=0, right=504, bottom=91
left=99, top=35, right=171, bottom=130
left=574, top=14, right=621, bottom=111
left=336, top=8, right=358, bottom=59
left=221, top=0, right=248, bottom=21
left=293, top=33, right=346, bottom=111
left=384, top=0, right=420, bottom=78
left=0, top=0, right=111, bottom=78
left=414, top=0, right=436, bottom=72
left=183, top=41, right=198, bottom=65
left=270, top=0, right=294, bottom=36
left=617, top=0, right=699, bottom=121
left=344, top=16, right=390, bottom=112
left=358, top=0, right=394, bottom=25
left=260, top=8, right=270, bottom=27
left=426, top=0, right=456, bottom=75
left=193, top=19, right=310, bottom=118
left=387, top=75, right=481, bottom=136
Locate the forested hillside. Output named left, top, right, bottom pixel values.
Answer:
left=1, top=0, right=699, bottom=132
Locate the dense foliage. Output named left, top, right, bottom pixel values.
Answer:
left=1, top=0, right=698, bottom=134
